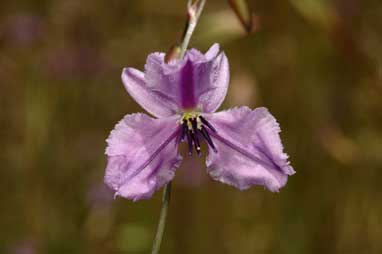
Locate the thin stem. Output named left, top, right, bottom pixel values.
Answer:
left=179, top=0, right=207, bottom=58
left=151, top=182, right=172, bottom=254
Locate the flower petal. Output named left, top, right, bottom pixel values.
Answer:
left=195, top=49, right=229, bottom=113
left=105, top=113, right=182, bottom=201
left=203, top=107, right=295, bottom=192
left=122, top=68, right=179, bottom=118
left=143, top=44, right=229, bottom=113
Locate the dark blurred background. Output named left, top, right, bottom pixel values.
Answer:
left=1, top=0, right=382, bottom=253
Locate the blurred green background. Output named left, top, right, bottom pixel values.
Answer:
left=1, top=0, right=382, bottom=253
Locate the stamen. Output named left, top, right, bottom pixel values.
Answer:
left=191, top=118, right=202, bottom=156
left=180, top=113, right=218, bottom=155
left=191, top=132, right=201, bottom=156
left=201, top=126, right=217, bottom=152
left=199, top=116, right=216, bottom=133
left=186, top=130, right=193, bottom=155
left=191, top=118, right=198, bottom=132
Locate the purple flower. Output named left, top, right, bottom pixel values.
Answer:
left=104, top=44, right=295, bottom=201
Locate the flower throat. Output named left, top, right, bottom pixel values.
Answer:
left=180, top=113, right=217, bottom=156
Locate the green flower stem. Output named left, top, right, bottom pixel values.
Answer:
left=151, top=182, right=172, bottom=254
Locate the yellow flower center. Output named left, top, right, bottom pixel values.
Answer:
left=180, top=112, right=202, bottom=132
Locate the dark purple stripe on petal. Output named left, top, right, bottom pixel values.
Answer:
left=255, top=133, right=290, bottom=174
left=146, top=157, right=165, bottom=180
left=180, top=60, right=196, bottom=109
left=207, top=130, right=275, bottom=169
left=120, top=126, right=182, bottom=184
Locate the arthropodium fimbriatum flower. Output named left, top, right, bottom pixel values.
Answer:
left=104, top=44, right=295, bottom=201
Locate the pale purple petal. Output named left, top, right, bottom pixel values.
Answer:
left=195, top=50, right=229, bottom=113
left=203, top=107, right=295, bottom=192
left=122, top=68, right=179, bottom=118
left=105, top=113, right=182, bottom=201
left=143, top=43, right=229, bottom=113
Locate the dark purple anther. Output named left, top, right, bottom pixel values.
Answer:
left=201, top=126, right=217, bottom=152
left=186, top=130, right=193, bottom=155
left=191, top=118, right=198, bottom=131
left=192, top=131, right=202, bottom=156
left=199, top=116, right=216, bottom=133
